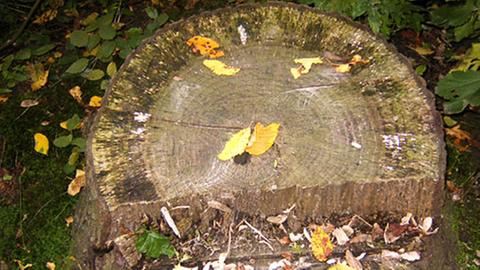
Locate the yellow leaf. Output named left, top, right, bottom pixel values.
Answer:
left=14, top=260, right=32, bottom=270
left=28, top=63, right=49, bottom=91
left=34, top=133, right=49, bottom=155
left=89, top=96, right=102, bottom=107
left=68, top=169, right=86, bottom=196
left=245, top=123, right=280, bottom=156
left=186, top=36, right=224, bottom=58
left=53, top=51, right=63, bottom=58
left=290, top=57, right=323, bottom=79
left=46, top=261, right=56, bottom=270
left=0, top=95, right=8, bottom=104
left=60, top=121, right=68, bottom=129
left=311, top=227, right=334, bottom=261
left=203, top=60, right=240, bottom=76
left=328, top=263, right=355, bottom=270
left=107, top=61, right=117, bottom=77
left=350, top=54, right=369, bottom=65
left=335, top=64, right=351, bottom=73
left=218, top=128, right=251, bottom=161
left=65, top=215, right=74, bottom=227
left=414, top=46, right=434, bottom=56
left=68, top=85, right=83, bottom=103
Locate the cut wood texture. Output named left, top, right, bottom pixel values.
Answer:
left=73, top=2, right=445, bottom=269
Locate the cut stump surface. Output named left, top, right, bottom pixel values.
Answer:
left=74, top=2, right=445, bottom=269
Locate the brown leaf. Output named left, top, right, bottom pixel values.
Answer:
left=384, top=223, right=408, bottom=244
left=20, top=99, right=39, bottom=108
left=281, top=251, right=294, bottom=261
left=446, top=125, right=479, bottom=152
left=371, top=223, right=383, bottom=241
left=65, top=215, right=74, bottom=227
left=279, top=235, right=291, bottom=245
left=349, top=233, right=369, bottom=244
left=67, top=169, right=85, bottom=196
left=46, top=261, right=56, bottom=270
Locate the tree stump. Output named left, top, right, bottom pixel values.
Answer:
left=73, top=2, right=445, bottom=269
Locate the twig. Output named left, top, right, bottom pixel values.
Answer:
left=154, top=118, right=244, bottom=131
left=243, top=220, right=271, bottom=244
left=0, top=0, right=44, bottom=53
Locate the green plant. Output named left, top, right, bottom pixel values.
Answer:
left=431, top=0, right=480, bottom=42
left=135, top=229, right=176, bottom=259
left=52, top=114, right=85, bottom=174
left=298, top=0, right=424, bottom=37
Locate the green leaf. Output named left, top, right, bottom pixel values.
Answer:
left=15, top=48, right=32, bottom=60
left=65, top=58, right=89, bottom=74
left=97, top=40, right=116, bottom=59
left=443, top=116, right=458, bottom=127
left=53, top=134, right=73, bottom=148
left=436, top=71, right=480, bottom=114
left=64, top=163, right=76, bottom=175
left=66, top=114, right=81, bottom=130
left=99, top=24, right=116, bottom=40
left=1, top=55, right=14, bottom=71
left=3, top=174, right=13, bottom=181
left=67, top=149, right=80, bottom=165
left=0, top=88, right=12, bottom=94
left=82, top=69, right=104, bottom=80
left=431, top=3, right=473, bottom=27
left=415, top=64, right=427, bottom=75
left=145, top=6, right=158, bottom=19
left=136, top=230, right=176, bottom=258
left=106, top=61, right=117, bottom=77
left=70, top=30, right=89, bottom=47
left=454, top=16, right=476, bottom=42
left=96, top=13, right=114, bottom=26
left=87, top=34, right=101, bottom=51
left=71, top=137, right=86, bottom=151
left=100, top=79, right=109, bottom=90
left=32, top=44, right=55, bottom=56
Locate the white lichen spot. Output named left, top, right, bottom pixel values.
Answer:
left=133, top=112, right=151, bottom=122
left=237, top=24, right=248, bottom=45
left=131, top=127, right=145, bottom=135
left=351, top=141, right=362, bottom=149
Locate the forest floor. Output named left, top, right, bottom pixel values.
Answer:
left=0, top=1, right=479, bottom=269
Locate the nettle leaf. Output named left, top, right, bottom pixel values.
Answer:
left=436, top=70, right=480, bottom=114
left=53, top=134, right=73, bottom=148
left=66, top=58, right=89, bottom=74
left=82, top=69, right=104, bottom=81
left=136, top=230, right=176, bottom=258
left=70, top=30, right=89, bottom=47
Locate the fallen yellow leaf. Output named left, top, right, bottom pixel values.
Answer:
left=290, top=57, right=323, bottom=79
left=68, top=86, right=83, bottom=104
left=203, top=60, right=240, bottom=76
left=65, top=215, right=74, bottom=227
left=46, top=261, right=56, bottom=270
left=350, top=54, right=369, bottom=64
left=34, top=133, right=49, bottom=155
left=68, top=169, right=86, bottom=196
left=218, top=128, right=251, bottom=161
left=311, top=226, right=334, bottom=262
left=0, top=95, right=8, bottom=104
left=31, top=68, right=49, bottom=91
left=246, top=123, right=280, bottom=156
left=89, top=96, right=102, bottom=107
left=186, top=36, right=224, bottom=58
left=328, top=263, right=355, bottom=270
left=414, top=46, right=434, bottom=56
left=335, top=64, right=351, bottom=73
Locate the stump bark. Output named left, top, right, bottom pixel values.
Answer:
left=73, top=2, right=445, bottom=269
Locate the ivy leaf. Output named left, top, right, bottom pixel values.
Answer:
left=53, top=134, right=73, bottom=148
left=436, top=71, right=480, bottom=114
left=70, top=30, right=89, bottom=47
left=136, top=230, right=176, bottom=258
left=65, top=58, right=89, bottom=74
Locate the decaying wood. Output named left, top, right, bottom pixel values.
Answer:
left=73, top=2, right=445, bottom=269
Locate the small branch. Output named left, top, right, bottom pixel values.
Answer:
left=155, top=117, right=244, bottom=131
